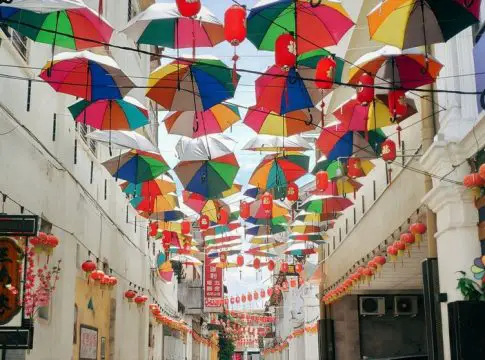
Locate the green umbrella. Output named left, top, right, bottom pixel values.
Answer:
left=298, top=49, right=345, bottom=83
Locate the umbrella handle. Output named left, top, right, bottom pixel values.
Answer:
left=305, top=111, right=313, bottom=126
left=288, top=72, right=297, bottom=85
left=309, top=0, right=322, bottom=7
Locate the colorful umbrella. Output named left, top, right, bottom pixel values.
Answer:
left=0, top=3, right=113, bottom=49
left=202, top=223, right=241, bottom=238
left=246, top=224, right=287, bottom=236
left=294, top=211, right=341, bottom=223
left=174, top=153, right=239, bottom=198
left=163, top=104, right=240, bottom=138
left=255, top=66, right=323, bottom=115
left=302, top=194, right=353, bottom=213
left=247, top=0, right=354, bottom=53
left=367, top=0, right=481, bottom=50
left=249, top=199, right=290, bottom=219
left=146, top=56, right=239, bottom=111
left=297, top=49, right=345, bottom=82
left=158, top=260, right=174, bottom=283
left=243, top=106, right=322, bottom=136
left=284, top=245, right=318, bottom=256
left=333, top=94, right=417, bottom=132
left=131, top=193, right=179, bottom=214
left=170, top=254, right=202, bottom=266
left=87, top=130, right=159, bottom=153
left=182, top=191, right=229, bottom=222
left=249, top=152, right=309, bottom=191
left=312, top=156, right=373, bottom=181
left=102, top=150, right=170, bottom=184
left=68, top=97, right=148, bottom=131
left=289, top=234, right=327, bottom=244
left=120, top=175, right=177, bottom=198
left=246, top=216, right=289, bottom=226
left=348, top=46, right=443, bottom=90
left=40, top=51, right=134, bottom=101
left=289, top=224, right=322, bottom=234
left=204, top=236, right=240, bottom=246
left=242, top=134, right=312, bottom=152
left=144, top=210, right=185, bottom=222
left=176, top=134, right=236, bottom=161
left=121, top=2, right=224, bottom=48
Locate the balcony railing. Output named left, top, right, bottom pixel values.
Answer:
left=1, top=25, right=29, bottom=61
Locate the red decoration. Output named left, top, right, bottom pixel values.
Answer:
left=230, top=297, right=235, bottom=304
left=267, top=288, right=273, bottom=297
left=374, top=255, right=387, bottom=267
left=90, top=269, right=105, bottom=282
left=409, top=222, right=427, bottom=247
left=218, top=208, right=229, bottom=225
left=275, top=33, right=296, bottom=71
left=295, top=263, right=303, bottom=274
left=480, top=164, right=485, bottom=180
left=199, top=215, right=210, bottom=230
left=315, top=57, right=337, bottom=90
left=281, top=281, right=289, bottom=291
left=149, top=222, right=158, bottom=237
left=181, top=220, right=191, bottom=235
left=81, top=260, right=96, bottom=275
left=367, top=260, right=378, bottom=270
left=240, top=201, right=250, bottom=219
left=394, top=240, right=406, bottom=256
left=356, top=73, right=374, bottom=105
left=381, top=139, right=397, bottom=162
left=248, top=293, right=253, bottom=302
left=401, top=232, right=415, bottom=247
left=124, top=290, right=137, bottom=302
left=260, top=289, right=266, bottom=298
left=241, top=294, right=247, bottom=303
left=316, top=171, right=329, bottom=191
left=220, top=252, right=228, bottom=264
left=347, top=158, right=364, bottom=178
left=134, top=295, right=148, bottom=306
left=236, top=296, right=241, bottom=304
left=362, top=267, right=374, bottom=283
left=224, top=5, right=247, bottom=46
left=287, top=183, right=299, bottom=202
left=108, top=276, right=117, bottom=288
left=290, top=279, right=297, bottom=288
left=464, top=173, right=485, bottom=189
left=161, top=230, right=172, bottom=251
left=261, top=192, right=273, bottom=214
left=253, top=258, right=261, bottom=270
left=254, top=291, right=259, bottom=301
left=176, top=0, right=201, bottom=17
left=387, top=245, right=398, bottom=262
left=237, top=255, right=244, bottom=267
left=268, top=260, right=275, bottom=271
left=388, top=90, right=407, bottom=120
left=280, top=262, right=289, bottom=273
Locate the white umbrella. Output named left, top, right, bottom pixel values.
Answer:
left=87, top=130, right=159, bottom=153
left=1, top=0, right=85, bottom=12
left=170, top=254, right=202, bottom=266
left=175, top=134, right=236, bottom=161
left=242, top=135, right=312, bottom=152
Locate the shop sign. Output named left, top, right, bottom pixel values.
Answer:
left=79, top=325, right=98, bottom=360
left=203, top=255, right=223, bottom=313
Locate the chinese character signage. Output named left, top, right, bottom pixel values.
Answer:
left=203, top=255, right=223, bottom=313
left=79, top=325, right=98, bottom=360
left=0, top=237, right=22, bottom=325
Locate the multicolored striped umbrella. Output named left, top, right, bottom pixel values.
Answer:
left=289, top=234, right=327, bottom=244
left=297, top=49, right=345, bottom=82
left=144, top=210, right=185, bottom=222
left=242, top=134, right=312, bottom=152
left=1, top=1, right=85, bottom=13
left=312, top=157, right=373, bottom=181
left=246, top=216, right=289, bottom=227
left=147, top=56, right=239, bottom=111
left=247, top=0, right=354, bottom=53
left=289, top=224, right=322, bottom=234
left=249, top=152, right=309, bottom=191
left=163, top=104, right=240, bottom=138
left=294, top=211, right=341, bottom=223
left=40, top=51, right=134, bottom=101
left=121, top=2, right=224, bottom=48
left=131, top=193, right=179, bottom=214
left=68, top=97, right=148, bottom=131
left=301, top=194, right=353, bottom=214
left=367, top=0, right=481, bottom=50
left=249, top=199, right=290, bottom=220
left=246, top=224, right=287, bottom=236
left=202, top=223, right=241, bottom=238
left=120, top=175, right=177, bottom=198
left=0, top=4, right=113, bottom=49
left=182, top=191, right=229, bottom=223
left=284, top=245, right=318, bottom=256
left=102, top=150, right=170, bottom=184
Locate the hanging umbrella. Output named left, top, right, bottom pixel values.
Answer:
left=158, top=260, right=174, bottom=282
left=246, top=216, right=289, bottom=226
left=249, top=152, right=309, bottom=192
left=130, top=193, right=179, bottom=214
left=120, top=175, right=177, bottom=198
left=297, top=49, right=345, bottom=81
left=204, top=236, right=240, bottom=246
left=102, top=150, right=170, bottom=184
left=175, top=134, right=236, bottom=161
left=248, top=242, right=286, bottom=252
left=289, top=234, right=328, bottom=243
left=121, top=2, right=224, bottom=48
left=163, top=104, right=240, bottom=138
left=202, top=223, right=240, bottom=238
left=87, top=130, right=159, bottom=153
left=301, top=194, right=353, bottom=213
left=143, top=209, right=185, bottom=221
left=249, top=199, right=290, bottom=219
left=207, top=250, right=241, bottom=259
left=170, top=254, right=202, bottom=266
left=182, top=191, right=229, bottom=222
left=246, top=224, right=287, bottom=236
left=39, top=51, right=134, bottom=101
left=146, top=56, right=239, bottom=111
left=255, top=66, right=323, bottom=115
left=243, top=106, right=322, bottom=136
left=332, top=94, right=417, bottom=132
left=294, top=211, right=341, bottom=223
left=348, top=46, right=443, bottom=90
left=242, top=134, right=312, bottom=152
left=0, top=2, right=113, bottom=50
left=68, top=97, right=149, bottom=131
left=289, top=224, right=322, bottom=234
left=247, top=0, right=354, bottom=53
left=174, top=153, right=239, bottom=198
left=312, top=157, right=372, bottom=182
left=367, top=0, right=481, bottom=50
left=284, top=245, right=318, bottom=256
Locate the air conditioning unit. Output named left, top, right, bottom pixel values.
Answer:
left=359, top=296, right=386, bottom=316
left=394, top=296, right=418, bottom=316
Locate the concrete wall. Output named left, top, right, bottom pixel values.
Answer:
left=332, top=296, right=360, bottom=360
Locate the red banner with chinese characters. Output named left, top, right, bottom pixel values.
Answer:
left=203, top=255, right=223, bottom=313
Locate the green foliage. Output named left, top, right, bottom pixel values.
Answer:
left=456, top=271, right=485, bottom=301
left=219, top=335, right=235, bottom=360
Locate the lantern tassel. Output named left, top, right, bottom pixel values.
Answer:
left=397, top=125, right=402, bottom=147
left=232, top=48, right=239, bottom=88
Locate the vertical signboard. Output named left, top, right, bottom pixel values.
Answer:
left=203, top=255, right=223, bottom=313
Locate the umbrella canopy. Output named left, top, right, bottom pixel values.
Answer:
left=312, top=156, right=374, bottom=181
left=297, top=49, right=345, bottom=82
left=367, top=0, right=481, bottom=50
left=87, top=130, right=159, bottom=153
left=102, top=150, right=170, bottom=184
left=333, top=94, right=417, bottom=132
left=146, top=56, right=239, bottom=111
left=176, top=134, right=236, bottom=161
left=302, top=194, right=353, bottom=213
left=249, top=199, right=290, bottom=219
left=0, top=3, right=113, bottom=49
left=120, top=175, right=177, bottom=198
left=246, top=215, right=289, bottom=226
left=284, top=245, right=318, bottom=256
left=68, top=97, right=148, bottom=131
left=244, top=106, right=322, bottom=136
left=246, top=224, right=287, bottom=236
left=202, top=223, right=241, bottom=238
left=289, top=224, right=322, bottom=234
left=158, top=259, right=174, bottom=282
left=348, top=46, right=443, bottom=90
left=40, top=51, right=134, bottom=101
left=247, top=0, right=354, bottom=53
left=182, top=191, right=229, bottom=222
left=170, top=254, right=202, bottom=266
left=249, top=152, right=309, bottom=191
left=121, top=2, right=224, bottom=48
left=204, top=236, right=240, bottom=246
left=131, top=193, right=179, bottom=214
left=289, top=234, right=327, bottom=244
left=143, top=209, right=185, bottom=221
left=255, top=66, right=323, bottom=115
left=294, top=211, right=341, bottom=222
left=163, top=104, right=240, bottom=138
left=174, top=154, right=239, bottom=198
left=242, top=134, right=312, bottom=152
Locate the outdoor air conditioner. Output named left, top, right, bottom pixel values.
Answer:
left=359, top=296, right=386, bottom=316
left=394, top=296, right=418, bottom=316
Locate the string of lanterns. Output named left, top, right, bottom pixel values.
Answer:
left=261, top=322, right=318, bottom=356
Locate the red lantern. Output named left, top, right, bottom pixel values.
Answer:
left=261, top=192, right=273, bottom=214
left=362, top=267, right=374, bottom=284
left=230, top=297, right=235, bottom=305
left=46, top=234, right=59, bottom=248
left=162, top=230, right=172, bottom=250
left=176, top=0, right=201, bottom=17
left=315, top=57, right=336, bottom=90
left=254, top=291, right=259, bottom=301
left=394, top=240, right=406, bottom=256
left=367, top=260, right=378, bottom=270
left=387, top=245, right=398, bottom=262
left=480, top=164, right=485, bottom=180
left=268, top=260, right=275, bottom=271
left=218, top=208, right=229, bottom=225
left=90, top=269, right=105, bottom=282
left=356, top=73, right=374, bottom=105
left=149, top=222, right=158, bottom=237
left=124, top=290, right=137, bottom=302
left=388, top=90, right=407, bottom=120
left=224, top=5, right=247, bottom=46
left=464, top=173, right=485, bottom=189
left=181, top=220, right=191, bottom=235
left=260, top=289, right=266, bottom=298
left=275, top=33, right=296, bottom=71
left=316, top=171, right=329, bottom=191
left=295, top=263, right=303, bottom=274
left=280, top=262, right=289, bottom=273
left=381, top=139, right=396, bottom=162
left=374, top=255, right=387, bottom=267
left=253, top=258, right=261, bottom=270
left=267, top=288, right=273, bottom=297
left=135, top=295, right=148, bottom=306
left=248, top=293, right=253, bottom=302
left=281, top=281, right=289, bottom=291
left=241, top=294, right=247, bottom=303
left=287, top=183, right=299, bottom=202
left=237, top=255, right=244, bottom=267
left=290, top=279, right=297, bottom=288
left=108, top=276, right=118, bottom=288
left=240, top=201, right=250, bottom=219
left=347, top=158, right=364, bottom=178
left=199, top=215, right=210, bottom=230
left=81, top=260, right=96, bottom=275
left=236, top=296, right=241, bottom=304
left=401, top=232, right=415, bottom=247
left=409, top=222, right=427, bottom=247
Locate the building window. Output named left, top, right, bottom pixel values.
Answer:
left=76, top=122, right=97, bottom=156
left=73, top=304, right=78, bottom=344
left=1, top=26, right=29, bottom=61
left=362, top=195, right=366, bottom=214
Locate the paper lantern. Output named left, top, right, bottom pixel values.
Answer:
left=248, top=293, right=253, bottom=302
left=149, top=222, right=158, bottom=237
left=347, top=158, right=364, bottom=178
left=290, top=279, right=297, bottom=288
left=224, top=5, right=246, bottom=45
left=90, top=269, right=104, bottom=282
left=253, top=258, right=261, bottom=270
left=268, top=260, right=275, bottom=271
left=260, top=289, right=266, bottom=298
left=218, top=208, right=229, bottom=225
left=362, top=267, right=374, bottom=284
left=181, top=220, right=191, bottom=235
left=253, top=291, right=259, bottom=301
left=381, top=139, right=397, bottom=162
left=295, top=263, right=303, bottom=274
left=394, top=240, right=406, bottom=257
left=280, top=262, right=289, bottom=273
left=287, top=183, right=299, bottom=202
left=388, top=90, right=407, bottom=120
left=409, top=222, right=426, bottom=247
left=240, top=201, right=250, bottom=219
left=241, top=294, right=247, bottom=303
left=275, top=33, right=296, bottom=71
left=199, top=215, right=210, bottom=230
left=267, top=288, right=273, bottom=297
left=374, top=255, right=387, bottom=268
left=236, top=255, right=244, bottom=267
left=315, top=57, right=336, bottom=90
left=281, top=281, right=289, bottom=291
left=400, top=232, right=415, bottom=253
left=124, top=290, right=137, bottom=302
left=108, top=276, right=117, bottom=288
left=81, top=260, right=96, bottom=276
left=176, top=0, right=201, bottom=17
left=387, top=245, right=398, bottom=262
left=236, top=296, right=241, bottom=304
left=356, top=73, right=374, bottom=105
left=316, top=171, right=329, bottom=191
left=230, top=297, right=235, bottom=305
left=261, top=192, right=273, bottom=214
